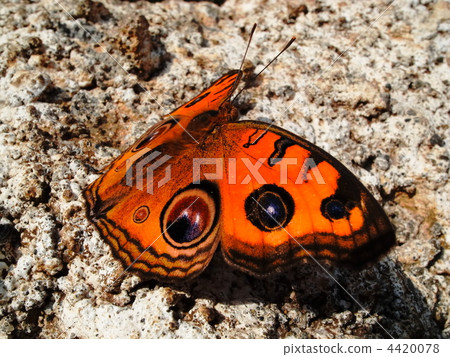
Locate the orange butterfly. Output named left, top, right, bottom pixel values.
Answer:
left=84, top=30, right=395, bottom=283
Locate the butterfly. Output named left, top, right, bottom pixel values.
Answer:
left=84, top=32, right=395, bottom=283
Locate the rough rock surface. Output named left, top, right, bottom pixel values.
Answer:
left=0, top=0, right=448, bottom=338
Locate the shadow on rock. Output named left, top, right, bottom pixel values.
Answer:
left=140, top=252, right=441, bottom=338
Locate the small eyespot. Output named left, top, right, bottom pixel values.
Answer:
left=321, top=197, right=349, bottom=221
left=245, top=184, right=295, bottom=232
left=133, top=206, right=150, bottom=223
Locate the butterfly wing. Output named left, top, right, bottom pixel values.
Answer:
left=218, top=121, right=395, bottom=277
left=170, top=70, right=241, bottom=118
left=83, top=71, right=241, bottom=282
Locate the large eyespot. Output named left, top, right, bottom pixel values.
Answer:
left=245, top=184, right=295, bottom=232
left=160, top=182, right=220, bottom=248
left=321, top=196, right=351, bottom=221
left=166, top=197, right=209, bottom=243
left=132, top=119, right=176, bottom=152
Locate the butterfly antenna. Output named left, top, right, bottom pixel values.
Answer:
left=239, top=23, right=257, bottom=73
left=229, top=23, right=257, bottom=96
left=232, top=36, right=296, bottom=104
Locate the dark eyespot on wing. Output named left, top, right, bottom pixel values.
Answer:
left=166, top=196, right=210, bottom=244
left=321, top=196, right=350, bottom=221
left=245, top=184, right=295, bottom=232
left=160, top=181, right=221, bottom=249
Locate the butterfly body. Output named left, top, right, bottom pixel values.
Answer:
left=84, top=69, right=395, bottom=282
